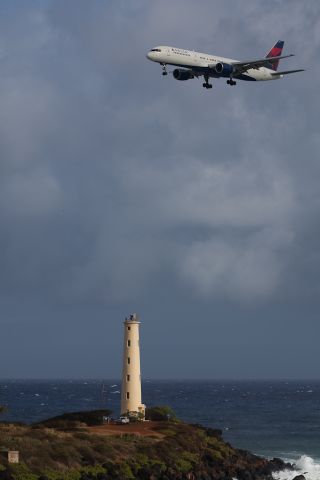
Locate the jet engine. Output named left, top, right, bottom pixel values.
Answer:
left=215, top=62, right=234, bottom=77
left=173, top=69, right=194, bottom=81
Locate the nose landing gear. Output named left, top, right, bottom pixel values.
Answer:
left=161, top=63, right=168, bottom=76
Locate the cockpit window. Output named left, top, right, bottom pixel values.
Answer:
left=151, top=48, right=161, bottom=52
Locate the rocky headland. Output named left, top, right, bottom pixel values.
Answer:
left=0, top=409, right=294, bottom=480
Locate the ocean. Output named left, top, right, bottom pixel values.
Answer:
left=1, top=380, right=319, bottom=480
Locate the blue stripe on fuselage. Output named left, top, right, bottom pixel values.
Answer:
left=166, top=62, right=257, bottom=81
left=235, top=73, right=257, bottom=81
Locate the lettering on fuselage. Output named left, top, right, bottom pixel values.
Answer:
left=171, top=48, right=192, bottom=57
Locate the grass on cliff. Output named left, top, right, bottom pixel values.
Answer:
left=36, top=409, right=112, bottom=430
left=0, top=418, right=236, bottom=479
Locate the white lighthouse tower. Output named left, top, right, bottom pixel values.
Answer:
left=120, top=313, right=145, bottom=418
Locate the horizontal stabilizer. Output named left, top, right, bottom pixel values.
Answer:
left=272, top=69, right=305, bottom=76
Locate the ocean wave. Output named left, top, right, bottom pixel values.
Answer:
left=272, top=455, right=320, bottom=480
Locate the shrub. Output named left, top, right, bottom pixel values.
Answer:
left=8, top=463, right=38, bottom=480
left=174, top=458, right=193, bottom=473
left=117, top=463, right=135, bottom=480
left=145, top=406, right=177, bottom=422
left=37, top=410, right=112, bottom=429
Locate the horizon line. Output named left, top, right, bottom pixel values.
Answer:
left=1, top=377, right=320, bottom=382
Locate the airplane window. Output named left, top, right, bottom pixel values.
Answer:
left=151, top=48, right=161, bottom=52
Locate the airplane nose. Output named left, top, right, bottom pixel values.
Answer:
left=147, top=51, right=156, bottom=61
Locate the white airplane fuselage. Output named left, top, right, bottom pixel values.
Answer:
left=147, top=45, right=282, bottom=82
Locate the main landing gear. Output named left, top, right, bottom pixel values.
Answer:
left=227, top=78, right=237, bottom=86
left=202, top=75, right=212, bottom=89
left=161, top=63, right=168, bottom=76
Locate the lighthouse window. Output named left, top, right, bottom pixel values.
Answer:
left=126, top=392, right=130, bottom=399
left=127, top=374, right=130, bottom=381
left=127, top=357, right=130, bottom=365
left=127, top=340, right=131, bottom=347
left=127, top=326, right=131, bottom=331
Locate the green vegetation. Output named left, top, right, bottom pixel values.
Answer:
left=145, top=405, right=177, bottom=422
left=36, top=409, right=112, bottom=430
left=7, top=463, right=38, bottom=480
left=0, top=409, right=286, bottom=480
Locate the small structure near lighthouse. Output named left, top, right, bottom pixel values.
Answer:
left=120, top=313, right=145, bottom=418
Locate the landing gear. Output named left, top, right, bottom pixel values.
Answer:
left=161, top=63, right=168, bottom=76
left=227, top=78, right=237, bottom=86
left=202, top=75, right=213, bottom=89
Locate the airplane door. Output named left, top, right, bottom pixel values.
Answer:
left=192, top=50, right=198, bottom=65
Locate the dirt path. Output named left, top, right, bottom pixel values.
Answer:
left=87, top=421, right=164, bottom=438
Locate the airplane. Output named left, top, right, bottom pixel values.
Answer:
left=146, top=40, right=304, bottom=88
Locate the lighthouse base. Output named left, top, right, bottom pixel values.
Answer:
left=121, top=404, right=146, bottom=420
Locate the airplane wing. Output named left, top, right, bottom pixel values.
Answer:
left=231, top=54, right=294, bottom=73
left=186, top=69, right=201, bottom=78
left=271, top=69, right=305, bottom=76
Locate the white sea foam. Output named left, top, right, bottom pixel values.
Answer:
left=272, top=455, right=320, bottom=480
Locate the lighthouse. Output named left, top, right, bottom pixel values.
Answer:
left=120, top=313, right=146, bottom=418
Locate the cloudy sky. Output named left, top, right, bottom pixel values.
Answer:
left=0, top=0, right=319, bottom=379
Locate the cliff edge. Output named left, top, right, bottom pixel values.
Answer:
left=0, top=412, right=292, bottom=480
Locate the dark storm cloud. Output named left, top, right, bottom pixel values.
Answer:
left=0, top=0, right=319, bottom=378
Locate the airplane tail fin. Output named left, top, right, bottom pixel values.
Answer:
left=265, top=40, right=284, bottom=71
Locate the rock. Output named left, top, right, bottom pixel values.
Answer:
left=292, top=475, right=306, bottom=480
left=237, top=470, right=253, bottom=480
left=271, top=457, right=289, bottom=469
